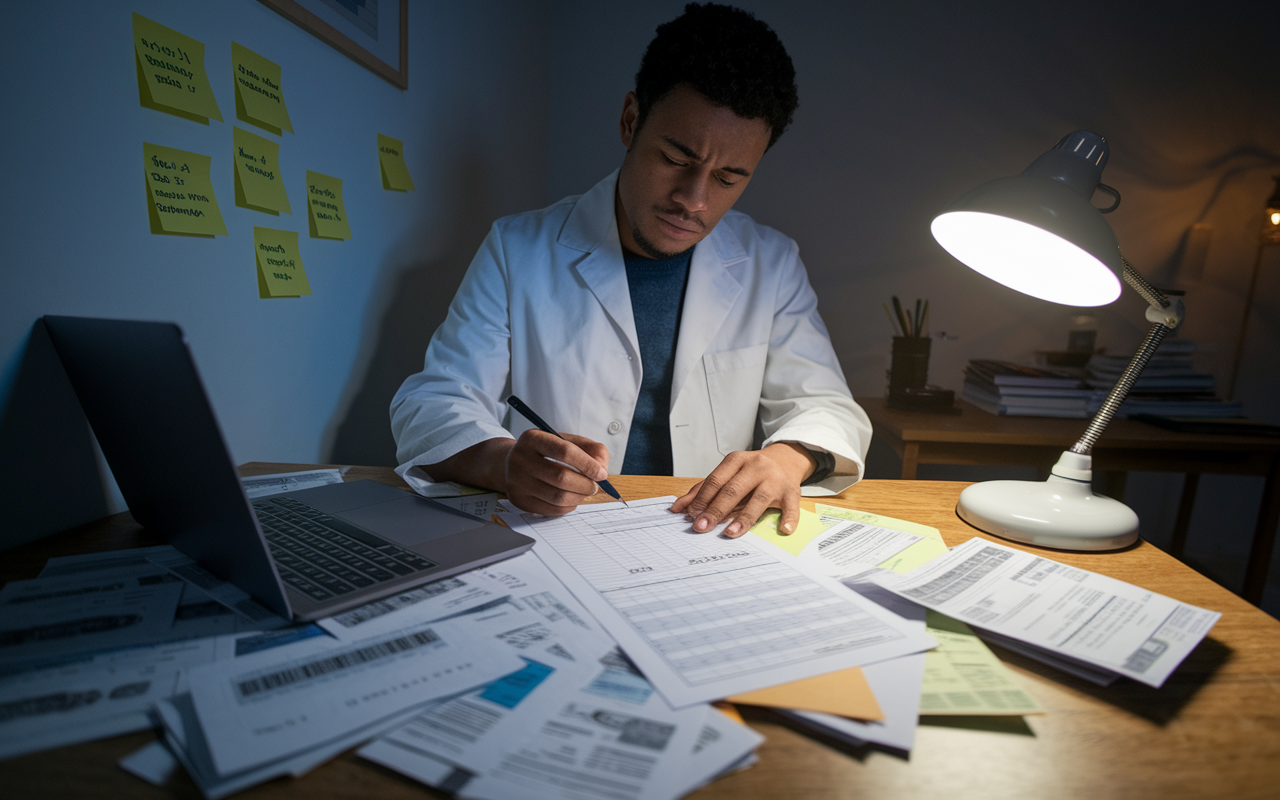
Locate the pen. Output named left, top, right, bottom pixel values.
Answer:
left=506, top=395, right=627, bottom=505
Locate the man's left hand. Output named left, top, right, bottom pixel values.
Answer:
left=669, top=442, right=817, bottom=539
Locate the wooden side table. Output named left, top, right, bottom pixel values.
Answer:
left=855, top=396, right=1280, bottom=605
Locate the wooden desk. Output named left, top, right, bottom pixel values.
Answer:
left=857, top=396, right=1280, bottom=605
left=3, top=464, right=1280, bottom=800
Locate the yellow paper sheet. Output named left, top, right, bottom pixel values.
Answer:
left=143, top=143, right=227, bottom=237
left=377, top=134, right=416, bottom=191
left=233, top=127, right=290, bottom=215
left=231, top=42, right=293, bottom=134
left=728, top=666, right=883, bottom=721
left=920, top=611, right=1042, bottom=715
left=133, top=13, right=222, bottom=123
left=305, top=171, right=353, bottom=239
left=748, top=507, right=827, bottom=556
left=254, top=227, right=311, bottom=298
left=814, top=503, right=950, bottom=574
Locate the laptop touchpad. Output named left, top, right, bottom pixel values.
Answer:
left=340, top=495, right=492, bottom=546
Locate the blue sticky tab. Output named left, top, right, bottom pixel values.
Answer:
left=479, top=659, right=554, bottom=709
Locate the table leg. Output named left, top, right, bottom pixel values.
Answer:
left=1242, top=456, right=1280, bottom=605
left=1170, top=473, right=1200, bottom=560
left=901, top=443, right=919, bottom=480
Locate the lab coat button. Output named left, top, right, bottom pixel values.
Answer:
left=608, top=420, right=622, bottom=435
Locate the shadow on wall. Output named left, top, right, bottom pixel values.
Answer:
left=0, top=320, right=111, bottom=551
left=325, top=148, right=498, bottom=468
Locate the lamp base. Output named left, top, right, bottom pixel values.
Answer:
left=955, top=451, right=1139, bottom=551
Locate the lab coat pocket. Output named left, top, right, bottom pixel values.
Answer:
left=703, top=343, right=769, bottom=455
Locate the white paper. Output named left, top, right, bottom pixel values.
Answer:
left=797, top=519, right=923, bottom=576
left=0, top=573, right=183, bottom=670
left=433, top=493, right=500, bottom=520
left=186, top=610, right=526, bottom=775
left=316, top=570, right=510, bottom=641
left=780, top=637, right=928, bottom=753
left=119, top=740, right=180, bottom=786
left=241, top=469, right=345, bottom=498
left=502, top=497, right=936, bottom=708
left=677, top=706, right=765, bottom=794
left=40, top=545, right=286, bottom=628
left=157, top=691, right=455, bottom=799
left=878, top=538, right=1220, bottom=688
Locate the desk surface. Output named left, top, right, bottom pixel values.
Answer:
left=3, top=464, right=1279, bottom=800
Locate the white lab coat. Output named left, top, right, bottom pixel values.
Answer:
left=391, top=170, right=871, bottom=496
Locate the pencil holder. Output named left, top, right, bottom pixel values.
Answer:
left=888, top=336, right=931, bottom=396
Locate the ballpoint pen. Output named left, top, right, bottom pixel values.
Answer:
left=506, top=395, right=628, bottom=505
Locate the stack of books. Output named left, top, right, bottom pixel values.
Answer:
left=963, top=360, right=1101, bottom=418
left=1086, top=339, right=1243, bottom=418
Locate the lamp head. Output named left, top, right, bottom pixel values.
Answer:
left=931, top=131, right=1123, bottom=307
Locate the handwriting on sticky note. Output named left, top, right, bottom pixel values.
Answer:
left=254, top=227, right=311, bottom=298
left=232, top=42, right=293, bottom=134
left=143, top=143, right=227, bottom=236
left=305, top=171, right=352, bottom=240
left=234, top=127, right=290, bottom=215
left=377, top=134, right=415, bottom=191
left=133, top=13, right=222, bottom=123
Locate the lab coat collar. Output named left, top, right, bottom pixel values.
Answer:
left=559, top=170, right=749, bottom=408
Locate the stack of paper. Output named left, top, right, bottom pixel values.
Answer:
left=356, top=553, right=766, bottom=800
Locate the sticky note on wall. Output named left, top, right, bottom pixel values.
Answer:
left=133, top=13, right=222, bottom=123
left=232, top=42, right=293, bottom=135
left=143, top=143, right=228, bottom=236
left=305, top=171, right=352, bottom=239
left=254, top=227, right=311, bottom=298
left=234, top=127, right=291, bottom=215
left=377, top=134, right=415, bottom=191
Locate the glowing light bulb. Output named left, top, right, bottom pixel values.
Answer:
left=1271, top=211, right=1280, bottom=226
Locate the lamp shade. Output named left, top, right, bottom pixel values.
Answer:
left=931, top=131, right=1123, bottom=307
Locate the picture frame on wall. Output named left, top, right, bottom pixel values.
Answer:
left=259, top=0, right=407, bottom=89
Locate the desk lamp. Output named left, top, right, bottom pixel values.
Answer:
left=930, top=131, right=1184, bottom=551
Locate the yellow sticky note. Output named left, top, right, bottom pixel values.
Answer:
left=254, top=227, right=311, bottom=298
left=133, top=13, right=222, bottom=123
left=143, top=143, right=227, bottom=237
left=749, top=507, right=827, bottom=556
left=728, top=666, right=884, bottom=721
left=377, top=134, right=415, bottom=191
left=233, top=127, right=290, bottom=215
left=814, top=503, right=950, bottom=574
left=232, top=42, right=293, bottom=135
left=305, top=171, right=352, bottom=239
left=920, top=611, right=1043, bottom=716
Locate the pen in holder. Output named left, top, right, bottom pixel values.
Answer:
left=888, top=336, right=931, bottom=395
left=884, top=295, right=955, bottom=412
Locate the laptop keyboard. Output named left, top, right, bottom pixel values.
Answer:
left=252, top=496, right=436, bottom=602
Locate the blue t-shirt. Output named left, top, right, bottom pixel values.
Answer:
left=621, top=247, right=692, bottom=475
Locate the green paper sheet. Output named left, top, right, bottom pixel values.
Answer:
left=232, top=42, right=293, bottom=134
left=377, top=134, right=415, bottom=191
left=233, top=127, right=290, bottom=215
left=254, top=227, right=311, bottom=298
left=306, top=171, right=352, bottom=239
left=133, top=13, right=222, bottom=122
left=143, top=143, right=227, bottom=236
left=920, top=611, right=1043, bottom=715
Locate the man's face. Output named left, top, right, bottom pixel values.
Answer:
left=615, top=84, right=772, bottom=259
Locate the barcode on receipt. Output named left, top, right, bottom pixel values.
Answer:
left=234, top=628, right=441, bottom=700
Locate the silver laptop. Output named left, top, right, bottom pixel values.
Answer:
left=43, top=315, right=534, bottom=622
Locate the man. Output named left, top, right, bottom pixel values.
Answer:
left=391, top=3, right=870, bottom=538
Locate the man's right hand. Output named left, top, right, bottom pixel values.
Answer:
left=502, top=429, right=610, bottom=516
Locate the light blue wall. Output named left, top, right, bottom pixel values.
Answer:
left=0, top=0, right=548, bottom=548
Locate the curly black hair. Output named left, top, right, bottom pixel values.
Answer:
left=634, top=3, right=798, bottom=150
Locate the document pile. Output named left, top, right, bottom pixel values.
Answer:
left=0, top=543, right=291, bottom=760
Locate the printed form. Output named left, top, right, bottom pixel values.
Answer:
left=501, top=497, right=936, bottom=708
left=877, top=538, right=1221, bottom=688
